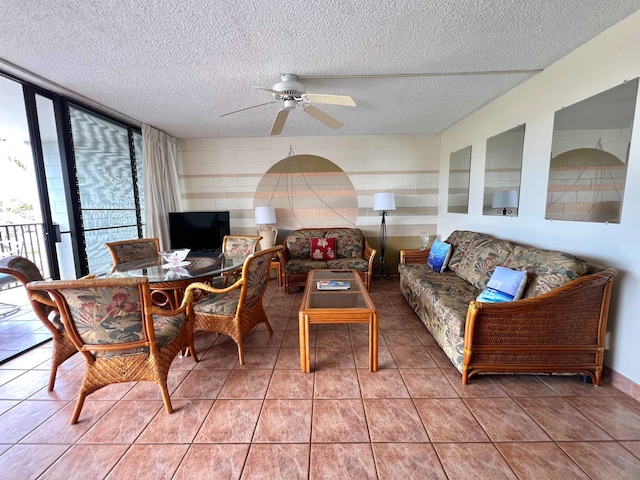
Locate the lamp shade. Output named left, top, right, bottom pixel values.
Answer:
left=373, top=192, right=396, bottom=212
left=255, top=206, right=276, bottom=225
left=492, top=190, right=519, bottom=209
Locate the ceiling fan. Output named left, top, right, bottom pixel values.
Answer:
left=219, top=74, right=356, bottom=136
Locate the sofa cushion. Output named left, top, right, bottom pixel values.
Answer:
left=326, top=258, right=370, bottom=272
left=427, top=239, right=452, bottom=273
left=311, top=237, right=336, bottom=260
left=455, top=235, right=517, bottom=290
left=284, top=259, right=328, bottom=274
left=506, top=245, right=589, bottom=298
left=446, top=230, right=485, bottom=272
left=285, top=229, right=328, bottom=260
left=476, top=266, right=527, bottom=303
left=398, top=263, right=481, bottom=369
left=325, top=228, right=364, bottom=258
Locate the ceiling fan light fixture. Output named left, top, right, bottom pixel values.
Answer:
left=273, top=74, right=306, bottom=96
left=284, top=99, right=296, bottom=110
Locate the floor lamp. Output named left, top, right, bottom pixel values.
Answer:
left=373, top=192, right=395, bottom=278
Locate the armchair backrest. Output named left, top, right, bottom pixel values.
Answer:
left=222, top=235, right=262, bottom=259
left=238, top=246, right=283, bottom=307
left=27, top=276, right=159, bottom=357
left=0, top=255, right=58, bottom=329
left=105, top=238, right=160, bottom=265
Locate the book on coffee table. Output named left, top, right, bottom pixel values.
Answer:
left=317, top=280, right=351, bottom=290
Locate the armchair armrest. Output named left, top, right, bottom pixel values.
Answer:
left=400, top=248, right=430, bottom=264
left=363, top=239, right=377, bottom=271
left=462, top=267, right=617, bottom=385
left=277, top=248, right=289, bottom=266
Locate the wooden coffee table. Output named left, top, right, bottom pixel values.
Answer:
left=298, top=269, right=378, bottom=373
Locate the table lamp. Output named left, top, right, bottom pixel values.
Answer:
left=373, top=192, right=395, bottom=278
left=255, top=206, right=278, bottom=250
left=492, top=190, right=519, bottom=216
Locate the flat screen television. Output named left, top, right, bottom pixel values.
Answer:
left=168, top=211, right=230, bottom=253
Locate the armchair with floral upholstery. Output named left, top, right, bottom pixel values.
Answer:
left=216, top=235, right=262, bottom=287
left=105, top=237, right=160, bottom=266
left=27, top=275, right=197, bottom=424
left=0, top=255, right=76, bottom=391
left=185, top=245, right=282, bottom=364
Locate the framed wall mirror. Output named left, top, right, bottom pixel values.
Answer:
left=483, top=124, right=525, bottom=217
left=545, top=78, right=638, bottom=223
left=447, top=145, right=471, bottom=214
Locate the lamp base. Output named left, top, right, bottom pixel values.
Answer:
left=257, top=226, right=278, bottom=250
left=373, top=259, right=392, bottom=279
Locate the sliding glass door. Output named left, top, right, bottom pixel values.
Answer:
left=1, top=71, right=145, bottom=279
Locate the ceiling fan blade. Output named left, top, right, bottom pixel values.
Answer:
left=270, top=108, right=290, bottom=136
left=219, top=101, right=277, bottom=117
left=302, top=104, right=343, bottom=130
left=303, top=94, right=356, bottom=107
left=253, top=86, right=281, bottom=95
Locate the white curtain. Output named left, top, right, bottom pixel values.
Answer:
left=142, top=124, right=183, bottom=251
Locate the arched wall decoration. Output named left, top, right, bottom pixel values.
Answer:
left=254, top=154, right=358, bottom=230
left=546, top=148, right=626, bottom=223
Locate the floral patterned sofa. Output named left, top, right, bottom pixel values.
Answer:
left=277, top=228, right=377, bottom=294
left=398, top=230, right=617, bottom=385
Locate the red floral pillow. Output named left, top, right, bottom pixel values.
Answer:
left=310, top=237, right=336, bottom=260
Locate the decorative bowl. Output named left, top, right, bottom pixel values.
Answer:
left=160, top=249, right=190, bottom=267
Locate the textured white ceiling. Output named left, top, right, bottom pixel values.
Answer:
left=2, top=0, right=639, bottom=139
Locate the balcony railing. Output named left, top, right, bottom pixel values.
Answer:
left=0, top=222, right=48, bottom=290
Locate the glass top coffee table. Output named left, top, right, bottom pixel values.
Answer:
left=298, top=269, right=378, bottom=373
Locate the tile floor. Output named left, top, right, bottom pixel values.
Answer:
left=1, top=278, right=640, bottom=479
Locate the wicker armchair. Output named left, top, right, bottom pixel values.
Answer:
left=105, top=237, right=160, bottom=266
left=27, top=276, right=197, bottom=424
left=0, top=255, right=76, bottom=391
left=185, top=245, right=283, bottom=365
left=216, top=235, right=262, bottom=287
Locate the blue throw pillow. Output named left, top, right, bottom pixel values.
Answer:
left=477, top=266, right=527, bottom=303
left=427, top=239, right=452, bottom=273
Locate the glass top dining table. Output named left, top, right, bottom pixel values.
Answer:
left=96, top=254, right=246, bottom=308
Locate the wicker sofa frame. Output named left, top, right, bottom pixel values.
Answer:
left=277, top=227, right=377, bottom=294
left=399, top=236, right=616, bottom=385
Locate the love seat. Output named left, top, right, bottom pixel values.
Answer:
left=398, top=230, right=616, bottom=385
left=277, top=227, right=377, bottom=294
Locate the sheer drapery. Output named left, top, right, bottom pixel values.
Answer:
left=142, top=124, right=182, bottom=250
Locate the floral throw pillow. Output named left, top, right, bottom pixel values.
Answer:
left=311, top=237, right=336, bottom=260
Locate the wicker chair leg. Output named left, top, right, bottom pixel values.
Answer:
left=71, top=393, right=87, bottom=425
left=237, top=343, right=245, bottom=365
left=264, top=318, right=273, bottom=335
left=48, top=368, right=57, bottom=393
left=159, top=382, right=173, bottom=414
left=48, top=334, right=77, bottom=391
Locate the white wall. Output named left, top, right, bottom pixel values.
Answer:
left=177, top=134, right=441, bottom=243
left=438, top=11, right=640, bottom=384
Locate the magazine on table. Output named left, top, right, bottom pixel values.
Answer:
left=317, top=280, right=351, bottom=290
